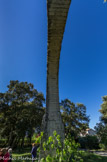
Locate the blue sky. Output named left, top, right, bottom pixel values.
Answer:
left=0, top=0, right=107, bottom=128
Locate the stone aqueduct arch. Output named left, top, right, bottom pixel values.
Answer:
left=42, top=0, right=71, bottom=141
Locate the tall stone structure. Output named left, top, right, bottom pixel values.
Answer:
left=41, top=0, right=71, bottom=153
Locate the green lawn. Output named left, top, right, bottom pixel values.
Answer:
left=13, top=153, right=38, bottom=162
left=12, top=148, right=38, bottom=162
left=12, top=149, right=107, bottom=162
left=82, top=152, right=107, bottom=162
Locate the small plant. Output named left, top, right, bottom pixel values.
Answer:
left=36, top=131, right=83, bottom=162
left=78, top=135, right=99, bottom=150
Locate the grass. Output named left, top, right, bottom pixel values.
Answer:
left=12, top=148, right=107, bottom=162
left=82, top=151, right=107, bottom=162
left=12, top=147, right=38, bottom=162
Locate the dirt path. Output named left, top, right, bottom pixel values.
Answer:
left=93, top=151, right=107, bottom=157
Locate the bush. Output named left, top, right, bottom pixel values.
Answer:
left=36, top=131, right=83, bottom=162
left=0, top=139, right=8, bottom=147
left=99, top=143, right=107, bottom=150
left=78, top=135, right=99, bottom=150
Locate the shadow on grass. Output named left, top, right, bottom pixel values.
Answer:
left=82, top=152, right=107, bottom=162
left=12, top=148, right=107, bottom=162
left=12, top=147, right=38, bottom=162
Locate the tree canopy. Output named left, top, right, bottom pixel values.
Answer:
left=60, top=99, right=90, bottom=138
left=0, top=80, right=45, bottom=148
left=99, top=96, right=107, bottom=124
left=0, top=81, right=91, bottom=147
left=94, top=96, right=107, bottom=149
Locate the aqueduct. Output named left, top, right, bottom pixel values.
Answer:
left=42, top=0, right=71, bottom=144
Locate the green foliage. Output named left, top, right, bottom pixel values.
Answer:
left=38, top=131, right=83, bottom=162
left=99, top=143, right=107, bottom=150
left=100, top=96, right=107, bottom=124
left=94, top=96, right=107, bottom=150
left=60, top=99, right=90, bottom=138
left=78, top=135, right=99, bottom=149
left=0, top=80, right=45, bottom=148
left=95, top=122, right=107, bottom=150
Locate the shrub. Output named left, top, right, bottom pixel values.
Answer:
left=99, top=143, right=107, bottom=150
left=0, top=139, right=7, bottom=147
left=78, top=135, right=99, bottom=150
left=36, top=131, right=83, bottom=162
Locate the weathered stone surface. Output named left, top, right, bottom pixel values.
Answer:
left=39, top=0, right=71, bottom=159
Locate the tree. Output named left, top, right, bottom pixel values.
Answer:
left=0, top=80, right=45, bottom=148
left=78, top=135, right=99, bottom=149
left=99, top=96, right=107, bottom=124
left=95, top=122, right=107, bottom=149
left=94, top=96, right=107, bottom=149
left=60, top=99, right=90, bottom=138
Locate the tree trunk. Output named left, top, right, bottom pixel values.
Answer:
left=21, top=137, right=25, bottom=148
left=29, top=135, right=32, bottom=145
left=12, top=137, right=18, bottom=149
left=8, top=133, right=15, bottom=147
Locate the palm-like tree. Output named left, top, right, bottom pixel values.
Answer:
left=42, top=0, right=71, bottom=142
